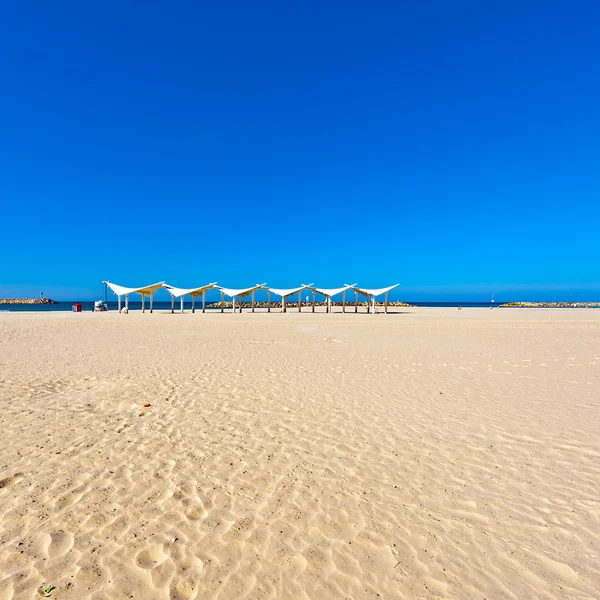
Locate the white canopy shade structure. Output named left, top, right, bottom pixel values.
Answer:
left=348, top=284, right=399, bottom=314
left=216, top=284, right=267, bottom=313
left=103, top=281, right=165, bottom=314
left=307, top=284, right=355, bottom=314
left=266, top=283, right=314, bottom=313
left=162, top=282, right=217, bottom=314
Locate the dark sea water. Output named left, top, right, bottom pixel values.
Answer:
left=2, top=300, right=506, bottom=312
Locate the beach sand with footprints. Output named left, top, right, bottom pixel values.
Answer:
left=0, top=308, right=598, bottom=599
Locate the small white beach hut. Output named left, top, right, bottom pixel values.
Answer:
left=103, top=281, right=165, bottom=313
left=162, top=282, right=218, bottom=313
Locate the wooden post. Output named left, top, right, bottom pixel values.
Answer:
left=192, top=295, right=195, bottom=313
left=342, top=290, right=346, bottom=313
left=312, top=290, right=315, bottom=313
left=171, top=294, right=174, bottom=313
left=252, top=290, right=255, bottom=313
left=268, top=290, right=271, bottom=312
left=142, top=294, right=145, bottom=313
left=221, top=291, right=224, bottom=313
left=202, top=291, right=206, bottom=313
left=118, top=295, right=122, bottom=313
left=298, top=290, right=301, bottom=312
left=181, top=296, right=184, bottom=314
left=385, top=292, right=388, bottom=314
left=355, top=291, right=358, bottom=313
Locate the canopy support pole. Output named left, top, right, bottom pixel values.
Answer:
left=252, top=290, right=255, bottom=313
left=142, top=294, right=145, bottom=313
left=267, top=290, right=271, bottom=312
left=181, top=296, right=184, bottom=314
left=192, top=295, right=195, bottom=313
left=355, top=291, right=358, bottom=313
left=312, top=290, right=315, bottom=313
left=327, top=296, right=331, bottom=313
left=125, top=294, right=129, bottom=311
left=150, top=294, right=153, bottom=313
left=342, top=290, right=346, bottom=313
left=220, top=291, right=224, bottom=313
left=232, top=295, right=236, bottom=314
left=118, top=295, right=122, bottom=313
left=385, top=292, right=388, bottom=314
left=372, top=296, right=376, bottom=314
left=282, top=296, right=286, bottom=313
left=202, top=292, right=206, bottom=313
left=171, top=294, right=174, bottom=314
left=298, top=290, right=301, bottom=312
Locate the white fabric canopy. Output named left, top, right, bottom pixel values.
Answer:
left=163, top=282, right=217, bottom=298
left=310, top=285, right=353, bottom=298
left=267, top=283, right=313, bottom=298
left=216, top=284, right=266, bottom=298
left=104, top=281, right=165, bottom=296
left=350, top=284, right=399, bottom=297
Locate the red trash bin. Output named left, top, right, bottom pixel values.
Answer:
left=72, top=303, right=82, bottom=312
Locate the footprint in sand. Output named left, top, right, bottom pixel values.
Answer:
left=136, top=544, right=169, bottom=569
left=0, top=472, right=26, bottom=489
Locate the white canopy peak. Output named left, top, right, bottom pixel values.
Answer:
left=163, top=282, right=217, bottom=297
left=103, top=281, right=165, bottom=297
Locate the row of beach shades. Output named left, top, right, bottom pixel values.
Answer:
left=103, top=281, right=399, bottom=314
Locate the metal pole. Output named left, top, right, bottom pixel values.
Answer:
left=298, top=290, right=301, bottom=312
left=192, top=295, right=195, bottom=313
left=355, top=291, right=358, bottom=313
left=142, top=294, right=145, bottom=313
left=150, top=294, right=153, bottom=313
left=385, top=292, right=388, bottom=314
left=118, top=295, right=122, bottom=313
left=125, top=294, right=129, bottom=311
left=342, top=290, right=346, bottom=313
left=282, top=296, right=286, bottom=313
left=232, top=296, right=236, bottom=314
left=252, top=290, right=255, bottom=313
left=268, top=290, right=271, bottom=312
left=181, top=296, right=184, bottom=314
left=327, top=296, right=331, bottom=313
left=202, top=291, right=206, bottom=313
left=221, top=291, right=224, bottom=313
left=312, top=290, right=315, bottom=313
left=171, top=294, right=174, bottom=313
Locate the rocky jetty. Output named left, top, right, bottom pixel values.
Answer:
left=210, top=301, right=414, bottom=309
left=500, top=302, right=600, bottom=308
left=0, top=297, right=57, bottom=305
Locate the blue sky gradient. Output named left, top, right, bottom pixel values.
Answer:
left=2, top=1, right=599, bottom=301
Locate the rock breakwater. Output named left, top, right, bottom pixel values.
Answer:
left=500, top=302, right=599, bottom=308
left=0, top=297, right=57, bottom=305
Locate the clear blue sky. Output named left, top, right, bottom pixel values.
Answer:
left=2, top=1, right=599, bottom=301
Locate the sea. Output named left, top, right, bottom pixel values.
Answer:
left=3, top=300, right=507, bottom=312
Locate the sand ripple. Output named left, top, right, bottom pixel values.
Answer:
left=0, top=309, right=599, bottom=598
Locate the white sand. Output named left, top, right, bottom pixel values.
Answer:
left=0, top=308, right=598, bottom=599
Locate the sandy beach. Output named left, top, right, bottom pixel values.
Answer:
left=0, top=308, right=598, bottom=599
